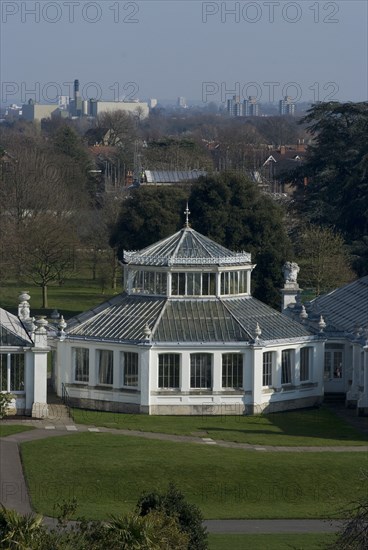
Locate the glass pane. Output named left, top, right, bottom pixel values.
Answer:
left=0, top=355, right=7, bottom=392
left=333, top=352, right=343, bottom=378
left=10, top=355, right=24, bottom=391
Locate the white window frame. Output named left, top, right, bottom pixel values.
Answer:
left=121, top=352, right=139, bottom=388
left=300, top=347, right=311, bottom=382
left=262, top=351, right=273, bottom=387
left=190, top=353, right=212, bottom=389
left=73, top=348, right=89, bottom=383
left=222, top=353, right=243, bottom=389
left=0, top=353, right=25, bottom=393
left=97, top=349, right=114, bottom=385
left=281, top=349, right=294, bottom=385
left=158, top=354, right=180, bottom=389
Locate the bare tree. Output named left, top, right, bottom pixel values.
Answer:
left=20, top=216, right=78, bottom=308
left=296, top=226, right=355, bottom=295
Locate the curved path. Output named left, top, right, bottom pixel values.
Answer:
left=1, top=420, right=366, bottom=533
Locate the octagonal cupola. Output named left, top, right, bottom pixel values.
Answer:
left=122, top=209, right=255, bottom=298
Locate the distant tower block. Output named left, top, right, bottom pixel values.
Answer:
left=73, top=79, right=82, bottom=116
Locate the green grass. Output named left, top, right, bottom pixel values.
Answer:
left=0, top=276, right=122, bottom=318
left=0, top=424, right=35, bottom=437
left=72, top=406, right=368, bottom=446
left=21, top=433, right=367, bottom=520
left=208, top=533, right=336, bottom=550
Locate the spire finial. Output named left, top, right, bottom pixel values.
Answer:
left=184, top=203, right=190, bottom=228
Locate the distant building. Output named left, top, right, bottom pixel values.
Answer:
left=243, top=96, right=259, bottom=117
left=279, top=96, right=296, bottom=116
left=89, top=100, right=149, bottom=119
left=142, top=170, right=207, bottom=186
left=177, top=96, right=187, bottom=109
left=21, top=100, right=59, bottom=122
left=227, top=95, right=259, bottom=117
left=149, top=99, right=158, bottom=109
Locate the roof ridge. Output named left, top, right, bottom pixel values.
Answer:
left=220, top=298, right=254, bottom=341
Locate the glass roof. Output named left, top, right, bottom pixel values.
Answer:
left=0, top=308, right=32, bottom=346
left=67, top=293, right=312, bottom=344
left=123, top=227, right=252, bottom=267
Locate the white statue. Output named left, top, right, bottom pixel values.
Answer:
left=283, top=261, right=300, bottom=284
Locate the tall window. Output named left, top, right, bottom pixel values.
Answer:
left=130, top=270, right=167, bottom=295
left=190, top=354, right=212, bottom=389
left=98, top=350, right=113, bottom=385
left=220, top=271, right=248, bottom=295
left=281, top=349, right=293, bottom=385
left=171, top=272, right=216, bottom=296
left=122, top=352, right=139, bottom=387
left=0, top=354, right=24, bottom=392
left=300, top=348, right=311, bottom=382
left=324, top=345, right=344, bottom=380
left=73, top=348, right=89, bottom=383
left=262, top=352, right=272, bottom=386
left=158, top=354, right=180, bottom=389
left=222, top=354, right=243, bottom=389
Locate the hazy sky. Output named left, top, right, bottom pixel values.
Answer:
left=1, top=0, right=367, bottom=106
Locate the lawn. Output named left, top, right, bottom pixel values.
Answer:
left=72, top=406, right=368, bottom=446
left=208, top=533, right=337, bottom=549
left=0, top=275, right=122, bottom=318
left=0, top=424, right=35, bottom=437
left=21, top=433, right=367, bottom=520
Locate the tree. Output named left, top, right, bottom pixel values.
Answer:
left=111, top=174, right=291, bottom=307
left=96, top=110, right=137, bottom=148
left=20, top=216, right=78, bottom=309
left=295, top=102, right=368, bottom=243
left=333, top=470, right=368, bottom=549
left=137, top=483, right=208, bottom=550
left=110, top=186, right=189, bottom=254
left=189, top=173, right=292, bottom=307
left=295, top=226, right=355, bottom=295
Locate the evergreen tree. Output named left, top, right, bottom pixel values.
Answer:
left=295, top=102, right=368, bottom=243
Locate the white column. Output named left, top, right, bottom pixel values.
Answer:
left=181, top=350, right=191, bottom=392
left=243, top=349, right=252, bottom=392
left=274, top=349, right=282, bottom=389
left=89, top=347, right=97, bottom=387
left=113, top=349, right=121, bottom=388
left=346, top=343, right=361, bottom=403
left=139, top=346, right=151, bottom=413
left=31, top=317, right=49, bottom=418
left=357, top=346, right=368, bottom=411
left=216, top=272, right=221, bottom=297
left=167, top=272, right=172, bottom=296
left=294, top=348, right=300, bottom=385
left=212, top=352, right=222, bottom=392
left=24, top=350, right=34, bottom=413
left=246, top=270, right=251, bottom=295
left=251, top=346, right=263, bottom=413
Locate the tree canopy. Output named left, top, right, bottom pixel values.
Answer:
left=112, top=173, right=291, bottom=307
left=296, top=102, right=368, bottom=245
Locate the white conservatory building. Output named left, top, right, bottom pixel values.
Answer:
left=284, top=276, right=368, bottom=416
left=55, top=221, right=325, bottom=415
left=0, top=295, right=49, bottom=418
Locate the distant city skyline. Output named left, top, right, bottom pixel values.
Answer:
left=1, top=1, right=367, bottom=107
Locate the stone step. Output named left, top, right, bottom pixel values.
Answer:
left=46, top=404, right=72, bottom=422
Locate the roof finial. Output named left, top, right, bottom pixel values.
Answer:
left=184, top=203, right=191, bottom=228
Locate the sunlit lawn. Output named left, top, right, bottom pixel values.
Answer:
left=0, top=276, right=122, bottom=318
left=0, top=424, right=35, bottom=437
left=208, top=533, right=337, bottom=550
left=72, top=406, right=368, bottom=447
left=21, top=433, right=367, bottom=520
